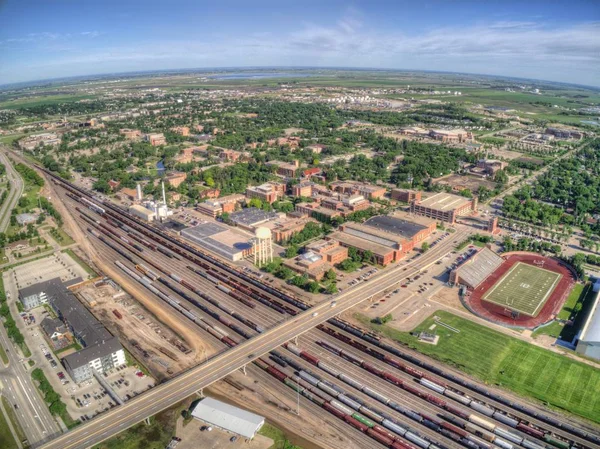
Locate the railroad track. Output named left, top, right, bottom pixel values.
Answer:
left=52, top=176, right=600, bottom=449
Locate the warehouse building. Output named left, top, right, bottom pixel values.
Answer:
left=129, top=204, right=156, bottom=222
left=410, top=192, right=477, bottom=224
left=576, top=287, right=600, bottom=361
left=229, top=208, right=282, bottom=231
left=181, top=222, right=253, bottom=262
left=191, top=397, right=264, bottom=439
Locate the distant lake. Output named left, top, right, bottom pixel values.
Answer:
left=156, top=160, right=165, bottom=175
left=208, top=72, right=316, bottom=80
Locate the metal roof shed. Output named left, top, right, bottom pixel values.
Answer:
left=191, top=397, right=264, bottom=439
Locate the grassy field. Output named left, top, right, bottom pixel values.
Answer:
left=482, top=262, right=562, bottom=316
left=356, top=310, right=600, bottom=423
left=0, top=345, right=7, bottom=365
left=93, top=400, right=186, bottom=449
left=258, top=423, right=304, bottom=449
left=533, top=283, right=596, bottom=342
left=0, top=397, right=18, bottom=449
left=1, top=396, right=26, bottom=447
left=48, top=226, right=75, bottom=246
left=0, top=94, right=96, bottom=110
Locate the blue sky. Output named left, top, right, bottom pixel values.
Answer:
left=0, top=0, right=599, bottom=86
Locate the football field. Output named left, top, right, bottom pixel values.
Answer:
left=482, top=262, right=562, bottom=317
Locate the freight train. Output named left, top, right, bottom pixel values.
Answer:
left=51, top=171, right=598, bottom=447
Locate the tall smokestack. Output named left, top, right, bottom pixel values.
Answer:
left=162, top=181, right=167, bottom=205
left=136, top=184, right=142, bottom=201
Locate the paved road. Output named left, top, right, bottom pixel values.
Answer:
left=0, top=275, right=61, bottom=445
left=38, top=225, right=468, bottom=449
left=0, top=149, right=24, bottom=233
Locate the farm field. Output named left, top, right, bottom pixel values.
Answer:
left=356, top=310, right=600, bottom=423
left=482, top=262, right=562, bottom=317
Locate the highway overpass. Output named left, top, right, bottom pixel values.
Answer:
left=38, top=227, right=467, bottom=449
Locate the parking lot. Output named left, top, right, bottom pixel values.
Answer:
left=10, top=252, right=89, bottom=290
left=72, top=366, right=155, bottom=422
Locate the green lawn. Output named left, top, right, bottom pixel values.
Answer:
left=0, top=346, right=7, bottom=365
left=93, top=401, right=185, bottom=449
left=356, top=310, right=600, bottom=423
left=0, top=397, right=18, bottom=449
left=533, top=283, right=596, bottom=342
left=1, top=396, right=26, bottom=447
left=258, top=423, right=303, bottom=449
left=48, top=227, right=75, bottom=246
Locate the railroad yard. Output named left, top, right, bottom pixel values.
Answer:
left=35, top=169, right=600, bottom=449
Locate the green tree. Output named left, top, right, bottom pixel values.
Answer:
left=325, top=268, right=337, bottom=282
left=421, top=242, right=430, bottom=253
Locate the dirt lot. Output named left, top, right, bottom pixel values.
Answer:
left=73, top=282, right=206, bottom=378
left=36, top=170, right=216, bottom=379
left=434, top=173, right=497, bottom=193
left=484, top=147, right=527, bottom=160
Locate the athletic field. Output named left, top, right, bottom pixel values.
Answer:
left=359, top=310, right=600, bottom=423
left=482, top=262, right=562, bottom=317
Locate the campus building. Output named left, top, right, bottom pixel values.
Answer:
left=391, top=189, right=422, bottom=203
left=245, top=182, right=285, bottom=204
left=410, top=192, right=477, bottom=224
left=329, top=212, right=436, bottom=266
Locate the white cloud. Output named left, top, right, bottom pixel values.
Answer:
left=1, top=12, right=599, bottom=86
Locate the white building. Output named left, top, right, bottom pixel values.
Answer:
left=576, top=287, right=600, bottom=361
left=129, top=204, right=156, bottom=221
left=191, top=397, right=264, bottom=439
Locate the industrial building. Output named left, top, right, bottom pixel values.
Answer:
left=181, top=222, right=253, bottom=262
left=576, top=285, right=600, bottom=361
left=129, top=204, right=156, bottom=222
left=410, top=192, right=477, bottom=224
left=191, top=397, right=264, bottom=439
left=19, top=278, right=125, bottom=382
left=229, top=208, right=282, bottom=231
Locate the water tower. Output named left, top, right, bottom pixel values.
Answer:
left=253, top=227, right=273, bottom=266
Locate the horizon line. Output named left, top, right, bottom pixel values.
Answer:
left=2, top=66, right=599, bottom=92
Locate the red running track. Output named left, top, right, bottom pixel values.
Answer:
left=464, top=253, right=576, bottom=329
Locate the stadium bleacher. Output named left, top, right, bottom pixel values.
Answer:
left=452, top=247, right=504, bottom=288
